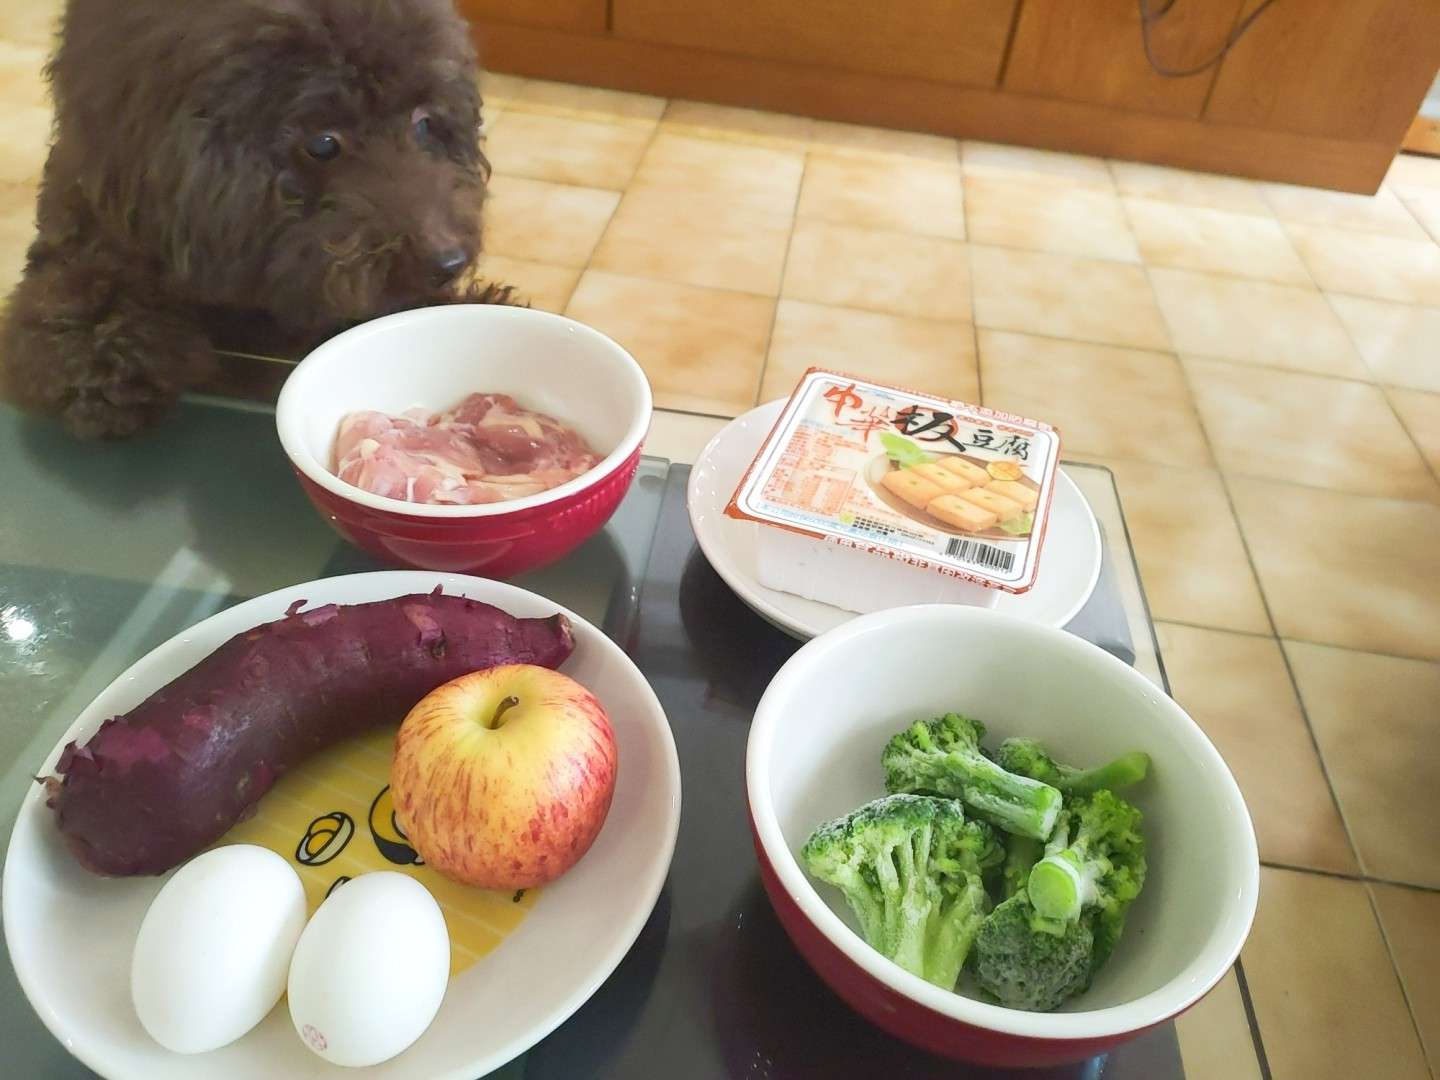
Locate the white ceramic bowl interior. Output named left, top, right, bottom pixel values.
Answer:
left=3, top=572, right=681, bottom=1080
left=275, top=305, right=653, bottom=517
left=748, top=605, right=1258, bottom=1042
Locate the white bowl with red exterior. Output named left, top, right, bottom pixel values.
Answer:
left=747, top=605, right=1258, bottom=1068
left=276, top=305, right=652, bottom=578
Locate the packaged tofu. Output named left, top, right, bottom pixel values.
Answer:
left=725, top=369, right=1061, bottom=614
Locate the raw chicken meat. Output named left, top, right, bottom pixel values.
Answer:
left=334, top=393, right=601, bottom=505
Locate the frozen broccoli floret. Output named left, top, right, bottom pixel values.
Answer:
left=801, top=794, right=996, bottom=989
left=999, top=835, right=1043, bottom=901
left=882, top=714, right=1063, bottom=840
left=933, top=799, right=1006, bottom=878
left=1026, top=789, right=1147, bottom=972
left=971, top=891, right=1095, bottom=1012
left=994, top=737, right=1151, bottom=797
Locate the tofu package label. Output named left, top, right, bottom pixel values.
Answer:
left=726, top=369, right=1062, bottom=595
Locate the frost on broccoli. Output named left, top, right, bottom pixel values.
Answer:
left=994, top=737, right=1150, bottom=797
left=805, top=716, right=1152, bottom=1014
left=971, top=891, right=1095, bottom=1013
left=881, top=714, right=1063, bottom=841
left=800, top=793, right=999, bottom=989
left=1025, top=789, right=1147, bottom=972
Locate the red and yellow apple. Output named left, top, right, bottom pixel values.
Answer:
left=390, top=664, right=618, bottom=889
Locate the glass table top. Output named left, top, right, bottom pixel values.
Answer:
left=0, top=396, right=1181, bottom=1078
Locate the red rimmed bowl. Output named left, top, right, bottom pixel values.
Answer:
left=746, top=605, right=1259, bottom=1068
left=276, top=305, right=652, bottom=578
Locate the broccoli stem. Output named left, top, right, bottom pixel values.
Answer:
left=1028, top=852, right=1102, bottom=926
left=995, top=738, right=1150, bottom=796
left=884, top=822, right=934, bottom=977
left=1060, top=751, right=1151, bottom=796
left=883, top=715, right=1063, bottom=840
left=922, top=876, right=988, bottom=990
left=964, top=780, right=1062, bottom=841
left=1000, top=836, right=1042, bottom=900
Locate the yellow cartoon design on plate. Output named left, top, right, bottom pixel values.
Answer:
left=221, top=726, right=537, bottom=976
left=296, top=811, right=353, bottom=866
left=368, top=785, right=423, bottom=866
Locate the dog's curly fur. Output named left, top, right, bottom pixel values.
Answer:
left=0, top=0, right=512, bottom=439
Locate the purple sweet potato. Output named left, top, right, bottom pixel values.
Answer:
left=44, top=589, right=574, bottom=876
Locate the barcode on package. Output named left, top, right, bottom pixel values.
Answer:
left=944, top=537, right=1016, bottom=573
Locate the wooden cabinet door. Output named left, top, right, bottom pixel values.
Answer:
left=457, top=0, right=604, bottom=35
left=612, top=0, right=1020, bottom=88
left=1205, top=0, right=1440, bottom=142
left=1005, top=0, right=1247, bottom=118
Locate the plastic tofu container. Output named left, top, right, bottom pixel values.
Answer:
left=725, top=369, right=1061, bottom=615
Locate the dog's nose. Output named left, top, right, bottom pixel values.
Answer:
left=431, top=248, right=470, bottom=283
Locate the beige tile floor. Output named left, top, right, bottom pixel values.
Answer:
left=2, top=8, right=1438, bottom=1077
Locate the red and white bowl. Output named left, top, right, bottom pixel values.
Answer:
left=276, top=305, right=652, bottom=578
left=747, top=605, right=1259, bottom=1068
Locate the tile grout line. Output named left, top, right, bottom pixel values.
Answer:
left=1289, top=196, right=1440, bottom=490
left=1260, top=859, right=1440, bottom=895
left=956, top=230, right=1440, bottom=313
left=1111, top=193, right=1221, bottom=476
left=1399, top=191, right=1440, bottom=246
left=1179, top=348, right=1371, bottom=872
left=1176, top=347, right=1436, bottom=394
left=1237, top=238, right=1438, bottom=1059
left=497, top=105, right=1440, bottom=513
left=1118, top=202, right=1368, bottom=1076
left=523, top=217, right=1440, bottom=405
left=749, top=145, right=806, bottom=410
left=1285, top=209, right=1440, bottom=515
left=560, top=103, right=668, bottom=319
left=1360, top=882, right=1438, bottom=1080
left=1306, top=251, right=1440, bottom=495
left=1107, top=193, right=1284, bottom=1077
left=493, top=135, right=1437, bottom=305
left=495, top=169, right=1440, bottom=320
left=1388, top=183, right=1434, bottom=239
left=1152, top=616, right=1440, bottom=667
left=960, top=141, right=984, bottom=406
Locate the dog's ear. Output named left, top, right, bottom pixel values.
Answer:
left=136, top=57, right=304, bottom=301
left=163, top=118, right=294, bottom=292
left=431, top=60, right=486, bottom=173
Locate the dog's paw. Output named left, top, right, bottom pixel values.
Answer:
left=438, top=279, right=527, bottom=308
left=470, top=280, right=526, bottom=307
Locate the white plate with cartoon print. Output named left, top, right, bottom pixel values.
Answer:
left=3, top=572, right=681, bottom=1080
left=687, top=400, right=1102, bottom=639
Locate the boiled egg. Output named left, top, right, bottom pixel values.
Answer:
left=287, top=871, right=450, bottom=1067
left=131, top=845, right=307, bottom=1054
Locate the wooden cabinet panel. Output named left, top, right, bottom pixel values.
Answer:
left=457, top=0, right=604, bottom=35
left=1005, top=0, right=1245, bottom=118
left=612, top=0, right=1019, bottom=88
left=1206, top=0, right=1440, bottom=142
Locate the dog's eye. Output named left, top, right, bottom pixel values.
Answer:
left=412, top=108, right=434, bottom=144
left=305, top=133, right=341, bottom=161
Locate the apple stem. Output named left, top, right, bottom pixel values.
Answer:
left=489, top=695, right=521, bottom=729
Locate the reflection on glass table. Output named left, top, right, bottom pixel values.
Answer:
left=0, top=397, right=1195, bottom=1079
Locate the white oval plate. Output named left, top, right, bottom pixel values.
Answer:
left=2, top=572, right=681, bottom=1080
left=687, top=400, right=1102, bottom=639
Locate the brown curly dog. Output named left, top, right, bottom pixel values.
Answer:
left=0, top=0, right=513, bottom=439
